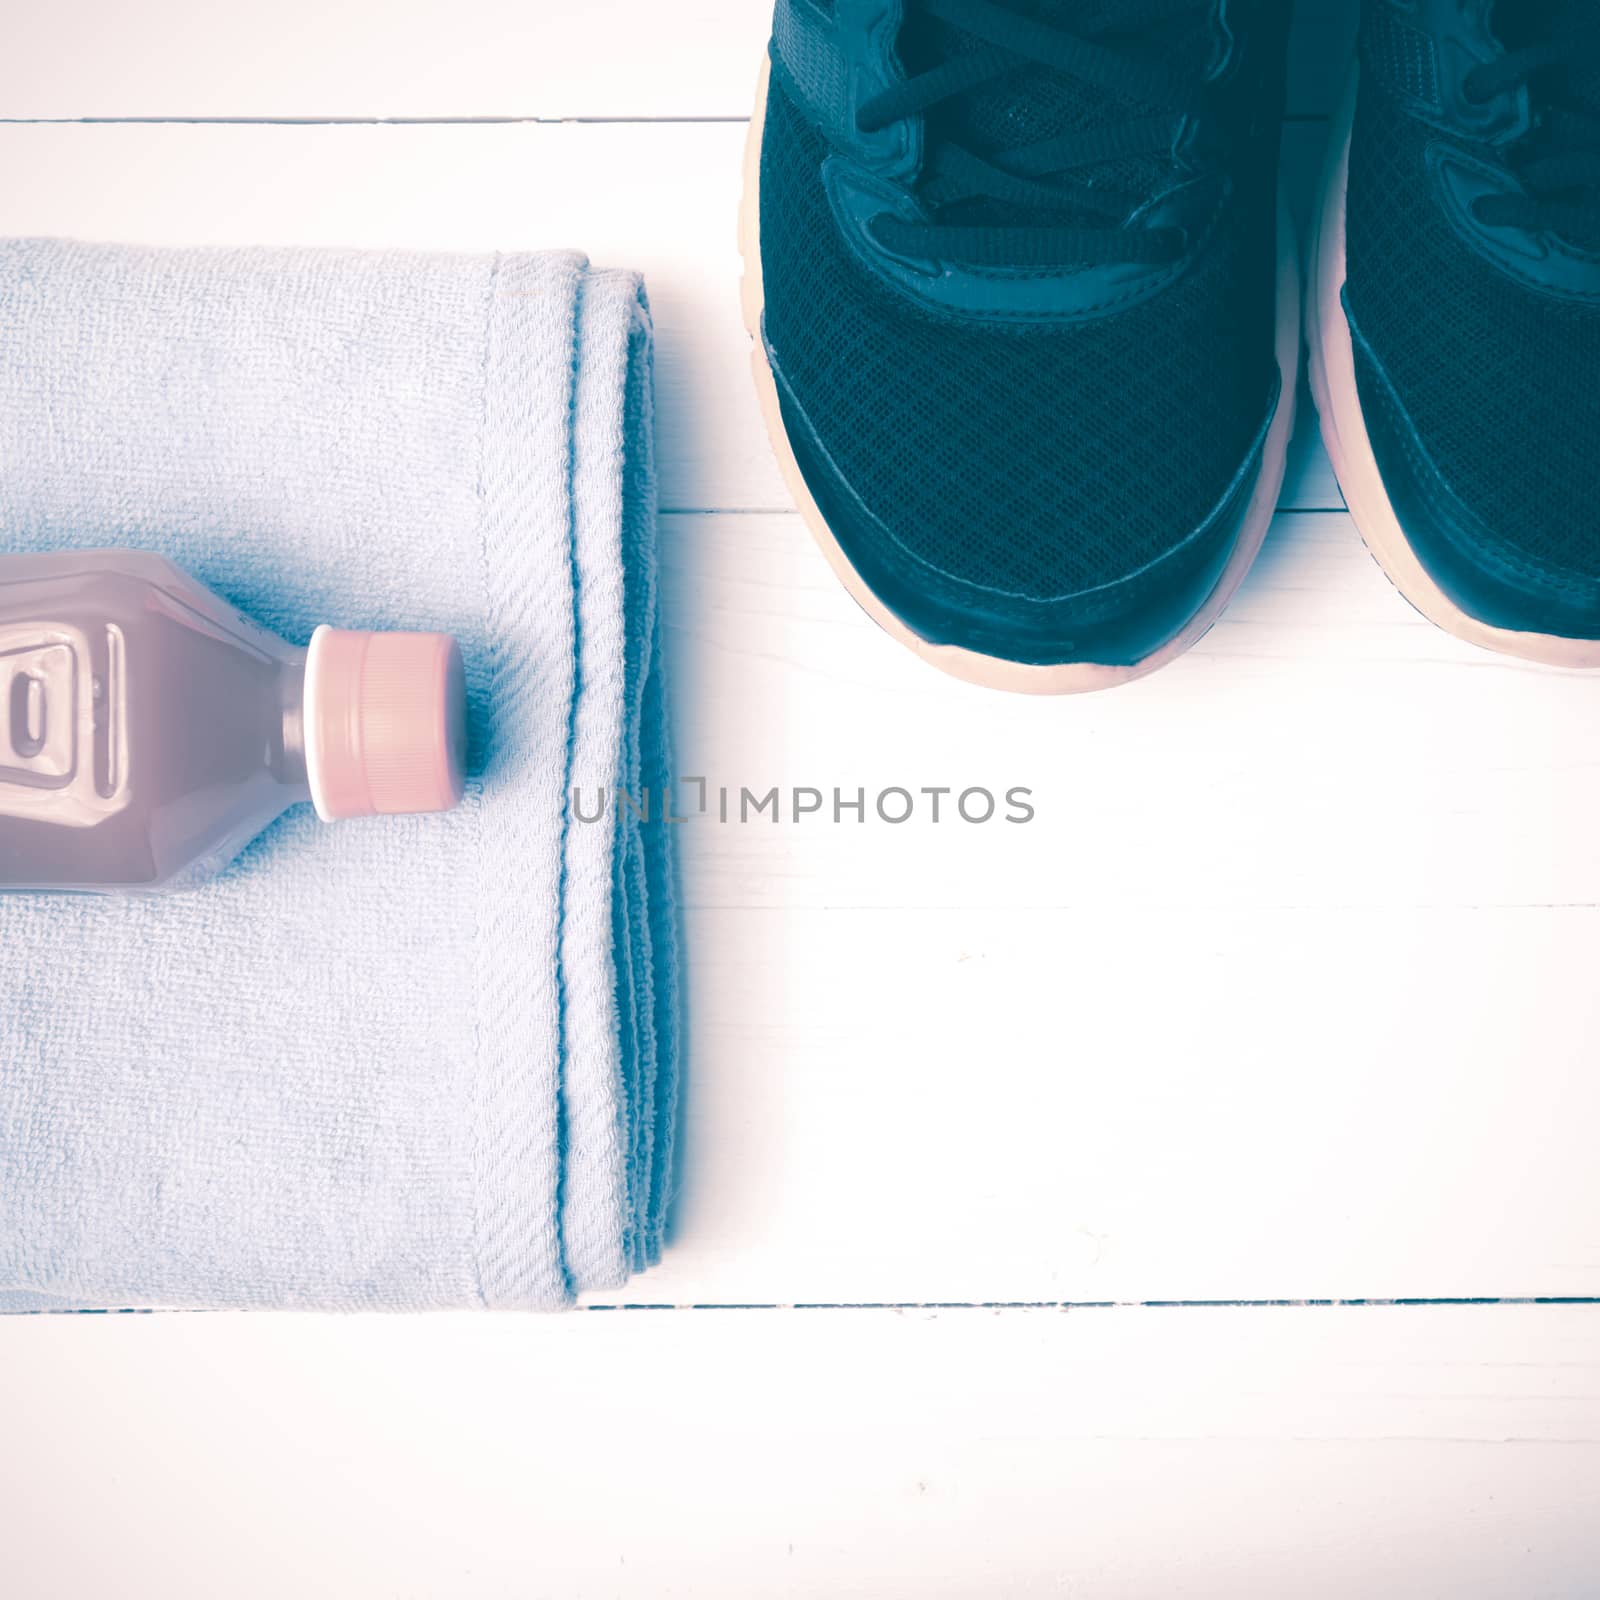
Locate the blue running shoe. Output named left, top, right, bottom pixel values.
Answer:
left=1309, top=0, right=1600, bottom=667
left=742, top=0, right=1298, bottom=692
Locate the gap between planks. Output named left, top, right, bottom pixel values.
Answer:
left=576, top=1296, right=1600, bottom=1312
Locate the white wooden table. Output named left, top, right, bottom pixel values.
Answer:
left=3, top=4, right=1598, bottom=1594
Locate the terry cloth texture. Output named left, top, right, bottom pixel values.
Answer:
left=0, top=239, right=678, bottom=1311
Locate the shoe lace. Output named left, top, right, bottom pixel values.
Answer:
left=1468, top=5, right=1600, bottom=251
left=855, top=0, right=1222, bottom=270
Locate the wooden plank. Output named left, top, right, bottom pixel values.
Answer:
left=1, top=1304, right=1595, bottom=1596
left=4, top=117, right=1596, bottom=1303
left=655, top=510, right=1600, bottom=917
left=573, top=506, right=1600, bottom=1305
left=595, top=901, right=1600, bottom=1304
left=0, top=120, right=1344, bottom=516
left=2, top=1, right=1360, bottom=122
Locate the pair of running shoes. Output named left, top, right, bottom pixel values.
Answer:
left=744, top=0, right=1600, bottom=693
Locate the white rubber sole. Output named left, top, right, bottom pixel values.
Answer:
left=1306, top=68, right=1600, bottom=670
left=739, top=56, right=1301, bottom=695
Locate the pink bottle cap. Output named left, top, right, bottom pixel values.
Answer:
left=304, top=626, right=466, bottom=822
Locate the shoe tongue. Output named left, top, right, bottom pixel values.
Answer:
left=1495, top=0, right=1562, bottom=46
left=897, top=0, right=1215, bottom=229
left=1495, top=1, right=1600, bottom=119
left=1491, top=1, right=1600, bottom=252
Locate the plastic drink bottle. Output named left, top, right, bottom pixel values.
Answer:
left=0, top=549, right=466, bottom=892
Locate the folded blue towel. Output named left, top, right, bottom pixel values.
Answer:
left=0, top=239, right=678, bottom=1310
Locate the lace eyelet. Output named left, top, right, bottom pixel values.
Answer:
left=1461, top=69, right=1491, bottom=108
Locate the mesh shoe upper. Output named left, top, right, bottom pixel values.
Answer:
left=757, top=4, right=1284, bottom=606
left=1345, top=35, right=1600, bottom=587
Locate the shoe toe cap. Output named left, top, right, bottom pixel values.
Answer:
left=771, top=359, right=1280, bottom=669
left=1351, top=329, right=1600, bottom=642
